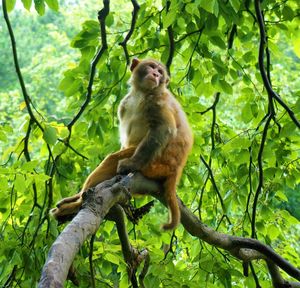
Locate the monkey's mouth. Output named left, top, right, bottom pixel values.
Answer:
left=147, top=77, right=159, bottom=86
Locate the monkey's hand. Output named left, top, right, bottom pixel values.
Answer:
left=117, top=158, right=141, bottom=175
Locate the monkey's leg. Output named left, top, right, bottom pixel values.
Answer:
left=51, top=147, right=136, bottom=221
left=81, top=146, right=136, bottom=191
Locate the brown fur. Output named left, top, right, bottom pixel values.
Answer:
left=51, top=59, right=193, bottom=230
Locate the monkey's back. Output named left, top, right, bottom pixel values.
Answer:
left=154, top=92, right=193, bottom=178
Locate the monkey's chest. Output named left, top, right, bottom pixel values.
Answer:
left=119, top=97, right=148, bottom=147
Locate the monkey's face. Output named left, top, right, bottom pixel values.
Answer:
left=131, top=59, right=169, bottom=92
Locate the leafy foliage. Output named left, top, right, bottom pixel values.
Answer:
left=1, top=0, right=300, bottom=287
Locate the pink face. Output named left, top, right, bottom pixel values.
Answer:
left=131, top=59, right=169, bottom=91
left=144, top=62, right=165, bottom=88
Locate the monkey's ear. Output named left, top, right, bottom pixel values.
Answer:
left=130, top=58, right=140, bottom=71
left=165, top=75, right=170, bottom=85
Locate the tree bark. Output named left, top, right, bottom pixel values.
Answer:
left=39, top=173, right=300, bottom=288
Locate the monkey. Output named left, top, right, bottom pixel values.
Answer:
left=51, top=58, right=193, bottom=230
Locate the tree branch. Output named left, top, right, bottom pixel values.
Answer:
left=39, top=174, right=159, bottom=287
left=67, top=0, right=110, bottom=129
left=177, top=198, right=300, bottom=284
left=107, top=205, right=149, bottom=288
left=119, top=0, right=140, bottom=65
left=2, top=0, right=43, bottom=131
left=39, top=176, right=129, bottom=287
left=40, top=173, right=300, bottom=287
left=254, top=0, right=300, bottom=129
left=165, top=0, right=175, bottom=75
left=200, top=155, right=228, bottom=219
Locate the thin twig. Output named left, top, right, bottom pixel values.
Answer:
left=165, top=0, right=175, bottom=75
left=200, top=155, right=229, bottom=223
left=2, top=0, right=43, bottom=131
left=119, top=0, right=140, bottom=65
left=67, top=0, right=110, bottom=129
left=254, top=0, right=300, bottom=128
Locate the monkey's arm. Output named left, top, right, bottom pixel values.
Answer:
left=118, top=106, right=176, bottom=174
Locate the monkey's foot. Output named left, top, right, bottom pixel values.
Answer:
left=123, top=200, right=155, bottom=224
left=50, top=197, right=82, bottom=224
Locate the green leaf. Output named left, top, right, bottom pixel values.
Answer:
left=251, top=102, right=258, bottom=117
left=267, top=225, right=279, bottom=240
left=211, top=74, right=219, bottom=86
left=43, top=125, right=57, bottom=145
left=177, top=17, right=186, bottom=29
left=58, top=76, right=74, bottom=91
left=34, top=0, right=45, bottom=15
left=21, top=0, right=32, bottom=10
left=105, top=253, right=119, bottom=265
left=199, top=0, right=219, bottom=16
left=292, top=36, right=300, bottom=58
left=243, top=51, right=255, bottom=63
left=241, top=103, right=252, bottom=123
left=163, top=10, right=176, bottom=28
left=22, top=160, right=39, bottom=172
left=185, top=3, right=194, bottom=15
left=219, top=80, right=233, bottom=94
left=45, top=0, right=59, bottom=11
left=6, top=0, right=16, bottom=12
left=282, top=6, right=294, bottom=21
left=15, top=174, right=26, bottom=194
left=210, top=36, right=226, bottom=49
left=280, top=121, right=296, bottom=138
left=229, top=0, right=240, bottom=13
left=0, top=129, right=7, bottom=142
left=206, top=15, right=219, bottom=31
left=276, top=191, right=288, bottom=202
left=106, top=13, right=114, bottom=27
left=212, top=58, right=228, bottom=75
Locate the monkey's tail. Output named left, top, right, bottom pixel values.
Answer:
left=162, top=178, right=180, bottom=230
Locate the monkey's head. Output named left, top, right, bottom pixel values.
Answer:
left=130, top=58, right=170, bottom=93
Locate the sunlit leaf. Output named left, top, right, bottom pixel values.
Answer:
left=34, top=0, right=45, bottom=15
left=6, top=0, right=16, bottom=12
left=21, top=0, right=32, bottom=10
left=45, top=0, right=59, bottom=11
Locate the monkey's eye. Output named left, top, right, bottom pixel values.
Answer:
left=149, top=64, right=156, bottom=69
left=158, top=69, right=163, bottom=74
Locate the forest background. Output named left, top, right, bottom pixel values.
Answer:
left=0, top=0, right=300, bottom=287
